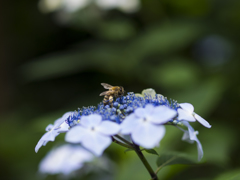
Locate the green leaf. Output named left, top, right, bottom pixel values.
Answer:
left=142, top=148, right=159, bottom=156
left=156, top=152, right=198, bottom=173
left=124, top=148, right=134, bottom=153
left=215, top=169, right=240, bottom=180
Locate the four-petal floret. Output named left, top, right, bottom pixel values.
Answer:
left=65, top=114, right=120, bottom=156
left=120, top=104, right=177, bottom=148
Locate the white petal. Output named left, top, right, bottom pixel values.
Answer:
left=81, top=131, right=112, bottom=156
left=97, top=121, right=120, bottom=135
left=65, top=126, right=86, bottom=143
left=179, top=103, right=194, bottom=113
left=120, top=114, right=140, bottom=134
left=132, top=122, right=165, bottom=149
left=194, top=113, right=211, bottom=128
left=177, top=109, right=196, bottom=122
left=150, top=106, right=177, bottom=124
left=134, top=108, right=146, bottom=118
left=80, top=114, right=102, bottom=128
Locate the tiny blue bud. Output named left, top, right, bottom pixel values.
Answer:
left=113, top=102, right=118, bottom=107
left=105, top=105, right=110, bottom=109
left=126, top=107, right=133, bottom=113
left=119, top=105, right=124, bottom=110
left=123, top=104, right=128, bottom=109
left=69, top=122, right=74, bottom=127
left=122, top=100, right=127, bottom=104
left=112, top=108, right=116, bottom=112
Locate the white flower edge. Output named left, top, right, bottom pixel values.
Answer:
left=35, top=112, right=73, bottom=153
left=178, top=103, right=211, bottom=128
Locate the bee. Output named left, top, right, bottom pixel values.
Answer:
left=100, top=83, right=125, bottom=106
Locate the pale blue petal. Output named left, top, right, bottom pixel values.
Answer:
left=80, top=114, right=102, bottom=128
left=181, top=121, right=204, bottom=161
left=97, top=121, right=120, bottom=135
left=81, top=131, right=112, bottom=156
left=194, top=113, right=211, bottom=128
left=135, top=107, right=146, bottom=118
left=45, top=124, right=54, bottom=131
left=182, top=131, right=194, bottom=144
left=177, top=109, right=196, bottom=122
left=39, top=144, right=94, bottom=175
left=144, top=104, right=155, bottom=114
left=132, top=122, right=165, bottom=149
left=56, top=122, right=69, bottom=133
left=35, top=139, right=45, bottom=153
left=53, top=112, right=73, bottom=127
left=65, top=126, right=86, bottom=143
left=39, top=145, right=68, bottom=174
left=61, top=112, right=74, bottom=121
left=150, top=106, right=177, bottom=124
left=63, top=146, right=93, bottom=174
left=196, top=139, right=203, bottom=161
left=35, top=130, right=59, bottom=153
left=120, top=114, right=141, bottom=134
left=179, top=103, right=194, bottom=113
left=181, top=121, right=195, bottom=140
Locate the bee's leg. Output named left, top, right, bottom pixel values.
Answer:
left=109, top=96, right=114, bottom=107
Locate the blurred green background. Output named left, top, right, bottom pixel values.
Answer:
left=1, top=0, right=240, bottom=179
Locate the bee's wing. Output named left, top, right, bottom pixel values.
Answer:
left=101, top=83, right=113, bottom=89
left=100, top=91, right=109, bottom=96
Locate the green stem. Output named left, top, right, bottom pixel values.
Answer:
left=133, top=144, right=158, bottom=180
left=114, top=135, right=133, bottom=146
left=113, top=135, right=158, bottom=179
left=111, top=137, right=134, bottom=150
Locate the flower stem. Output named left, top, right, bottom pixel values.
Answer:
left=114, top=135, right=133, bottom=146
left=133, top=144, right=158, bottom=180
left=111, top=137, right=134, bottom=150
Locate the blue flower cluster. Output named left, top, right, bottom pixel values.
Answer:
left=66, top=92, right=180, bottom=127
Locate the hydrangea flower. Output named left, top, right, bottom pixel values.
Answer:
left=65, top=114, right=120, bottom=156
left=178, top=121, right=203, bottom=161
left=177, top=103, right=211, bottom=128
left=120, top=104, right=177, bottom=148
left=39, top=144, right=94, bottom=175
left=35, top=112, right=73, bottom=153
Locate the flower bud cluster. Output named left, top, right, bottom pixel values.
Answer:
left=36, top=88, right=211, bottom=168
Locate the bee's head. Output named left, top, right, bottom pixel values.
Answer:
left=118, top=86, right=125, bottom=96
